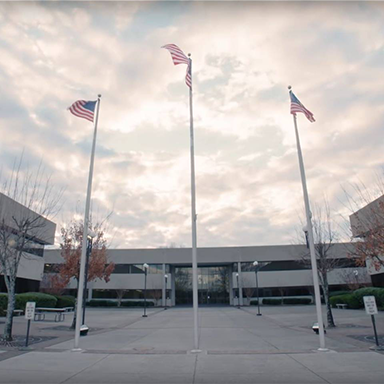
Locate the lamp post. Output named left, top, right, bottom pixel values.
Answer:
left=164, top=274, right=168, bottom=310
left=142, top=263, right=149, bottom=317
left=353, top=270, right=359, bottom=288
left=236, top=273, right=240, bottom=308
left=253, top=261, right=262, bottom=316
left=82, top=230, right=96, bottom=328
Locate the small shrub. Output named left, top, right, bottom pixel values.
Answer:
left=0, top=293, right=8, bottom=310
left=329, top=291, right=351, bottom=298
left=250, top=300, right=259, bottom=306
left=353, top=287, right=384, bottom=308
left=54, top=295, right=75, bottom=308
left=330, top=294, right=361, bottom=309
left=0, top=308, right=5, bottom=317
left=283, top=298, right=311, bottom=305
left=15, top=292, right=57, bottom=310
left=263, top=298, right=282, bottom=305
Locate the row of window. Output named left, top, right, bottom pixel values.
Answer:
left=44, top=260, right=362, bottom=275
left=44, top=263, right=170, bottom=274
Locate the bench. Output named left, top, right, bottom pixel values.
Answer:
left=34, top=307, right=71, bottom=322
left=5, top=309, right=24, bottom=316
left=336, top=304, right=348, bottom=309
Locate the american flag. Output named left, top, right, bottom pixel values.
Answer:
left=68, top=100, right=97, bottom=122
left=289, top=90, right=315, bottom=123
left=162, top=44, right=192, bottom=88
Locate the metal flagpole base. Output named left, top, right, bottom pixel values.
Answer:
left=71, top=348, right=83, bottom=352
left=257, top=314, right=262, bottom=316
left=190, top=349, right=202, bottom=354
left=142, top=315, right=148, bottom=317
left=316, top=348, right=330, bottom=352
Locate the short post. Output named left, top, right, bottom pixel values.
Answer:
left=143, top=263, right=149, bottom=317
left=363, top=296, right=382, bottom=350
left=24, top=302, right=36, bottom=347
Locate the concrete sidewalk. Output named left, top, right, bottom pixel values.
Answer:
left=0, top=306, right=383, bottom=383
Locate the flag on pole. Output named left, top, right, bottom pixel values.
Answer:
left=289, top=90, right=315, bottom=123
left=162, top=44, right=192, bottom=88
left=68, top=100, right=97, bottom=122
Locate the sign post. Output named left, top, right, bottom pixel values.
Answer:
left=363, top=296, right=381, bottom=349
left=24, top=302, right=36, bottom=347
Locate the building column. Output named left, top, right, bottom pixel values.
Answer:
left=238, top=261, right=243, bottom=306
left=88, top=287, right=93, bottom=301
left=229, top=264, right=234, bottom=306
left=162, top=264, right=166, bottom=307
left=170, top=265, right=176, bottom=306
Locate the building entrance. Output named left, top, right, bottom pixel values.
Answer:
left=175, top=266, right=230, bottom=305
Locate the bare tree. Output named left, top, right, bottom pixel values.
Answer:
left=299, top=201, right=340, bottom=328
left=0, top=158, right=62, bottom=340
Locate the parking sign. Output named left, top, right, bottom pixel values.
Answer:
left=25, top=302, right=36, bottom=320
left=363, top=296, right=378, bottom=315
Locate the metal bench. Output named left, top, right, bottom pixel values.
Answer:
left=336, top=303, right=348, bottom=309
left=34, top=307, right=69, bottom=322
left=5, top=309, right=24, bottom=316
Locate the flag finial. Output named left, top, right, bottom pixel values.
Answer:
left=98, top=94, right=102, bottom=98
left=288, top=85, right=292, bottom=90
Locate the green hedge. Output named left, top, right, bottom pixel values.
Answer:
left=283, top=298, right=312, bottom=305
left=330, top=294, right=360, bottom=309
left=15, top=292, right=57, bottom=310
left=263, top=298, right=282, bottom=305
left=54, top=295, right=75, bottom=308
left=329, top=291, right=351, bottom=298
left=353, top=288, right=384, bottom=308
left=121, top=301, right=155, bottom=307
left=88, top=300, right=118, bottom=307
left=250, top=300, right=259, bottom=306
left=0, top=293, right=7, bottom=310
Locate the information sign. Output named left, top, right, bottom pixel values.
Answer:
left=363, top=296, right=378, bottom=315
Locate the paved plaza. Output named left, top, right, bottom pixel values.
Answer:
left=0, top=305, right=383, bottom=383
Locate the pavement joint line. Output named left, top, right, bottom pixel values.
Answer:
left=192, top=353, right=198, bottom=384
left=59, top=352, right=110, bottom=384
left=286, top=353, right=332, bottom=384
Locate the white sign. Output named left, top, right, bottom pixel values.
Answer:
left=363, top=296, right=378, bottom=315
left=25, top=302, right=36, bottom=320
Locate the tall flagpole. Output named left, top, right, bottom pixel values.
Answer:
left=73, top=94, right=101, bottom=351
left=188, top=54, right=200, bottom=352
left=289, top=87, right=327, bottom=351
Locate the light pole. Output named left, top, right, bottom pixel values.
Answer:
left=164, top=274, right=168, bottom=310
left=6, top=238, right=17, bottom=341
left=236, top=273, right=240, bottom=308
left=253, top=261, right=262, bottom=316
left=82, top=230, right=96, bottom=328
left=142, top=263, right=149, bottom=317
left=353, top=270, right=359, bottom=288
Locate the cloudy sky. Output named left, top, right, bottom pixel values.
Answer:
left=1, top=1, right=384, bottom=249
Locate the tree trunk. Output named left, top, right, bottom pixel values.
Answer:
left=323, top=274, right=335, bottom=328
left=3, top=283, right=16, bottom=341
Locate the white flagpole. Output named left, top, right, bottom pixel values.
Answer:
left=73, top=95, right=101, bottom=351
left=289, top=87, right=327, bottom=351
left=188, top=54, right=200, bottom=352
